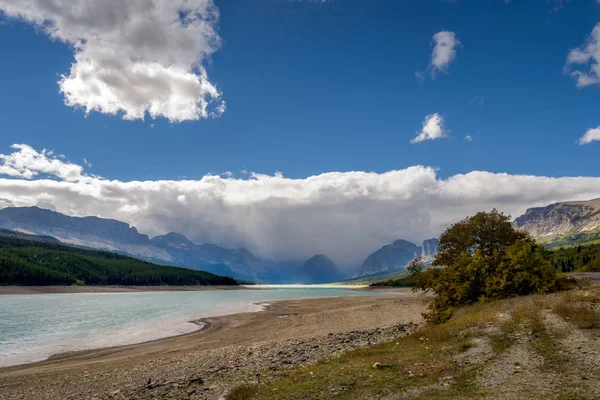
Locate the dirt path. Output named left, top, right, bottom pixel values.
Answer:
left=461, top=289, right=600, bottom=399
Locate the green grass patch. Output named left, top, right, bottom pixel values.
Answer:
left=244, top=300, right=517, bottom=399
left=226, top=384, right=258, bottom=400
left=459, top=341, right=474, bottom=352
left=554, top=289, right=600, bottom=330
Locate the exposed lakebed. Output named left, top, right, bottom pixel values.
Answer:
left=0, top=286, right=392, bottom=367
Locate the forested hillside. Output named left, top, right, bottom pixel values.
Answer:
left=552, top=242, right=600, bottom=272
left=0, top=234, right=238, bottom=286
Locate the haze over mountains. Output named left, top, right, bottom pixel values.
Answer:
left=2, top=197, right=599, bottom=283
left=0, top=206, right=439, bottom=283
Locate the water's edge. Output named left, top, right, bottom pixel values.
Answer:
left=0, top=289, right=392, bottom=368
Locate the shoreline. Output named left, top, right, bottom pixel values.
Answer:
left=0, top=292, right=426, bottom=400
left=40, top=303, right=274, bottom=366
left=352, top=285, right=415, bottom=292
left=0, top=293, right=389, bottom=369
left=0, top=284, right=248, bottom=295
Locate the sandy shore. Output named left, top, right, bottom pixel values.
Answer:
left=0, top=290, right=426, bottom=400
left=353, top=286, right=415, bottom=292
left=0, top=285, right=247, bottom=295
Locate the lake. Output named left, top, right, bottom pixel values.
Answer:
left=0, top=287, right=389, bottom=367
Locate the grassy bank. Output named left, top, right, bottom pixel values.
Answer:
left=229, top=282, right=600, bottom=399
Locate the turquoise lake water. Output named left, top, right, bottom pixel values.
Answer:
left=0, top=287, right=390, bottom=367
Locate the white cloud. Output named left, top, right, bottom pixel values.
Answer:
left=0, top=0, right=225, bottom=122
left=565, top=23, right=600, bottom=88
left=0, top=144, right=84, bottom=181
left=410, top=113, right=447, bottom=144
left=429, top=31, right=460, bottom=78
left=464, top=135, right=473, bottom=142
left=2, top=144, right=600, bottom=267
left=578, top=126, right=600, bottom=145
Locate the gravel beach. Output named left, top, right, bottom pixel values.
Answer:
left=0, top=291, right=426, bottom=400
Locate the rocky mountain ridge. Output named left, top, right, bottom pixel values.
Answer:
left=0, top=206, right=441, bottom=283
left=0, top=207, right=347, bottom=283
left=513, top=198, right=600, bottom=247
left=0, top=206, right=171, bottom=261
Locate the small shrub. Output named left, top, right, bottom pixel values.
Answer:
left=226, top=384, right=257, bottom=400
left=459, top=341, right=474, bottom=352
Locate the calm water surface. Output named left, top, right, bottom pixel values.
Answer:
left=0, top=287, right=390, bottom=367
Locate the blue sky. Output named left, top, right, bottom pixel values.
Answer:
left=0, top=0, right=599, bottom=182
left=0, top=0, right=600, bottom=263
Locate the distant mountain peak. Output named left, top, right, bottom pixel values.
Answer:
left=300, top=254, right=344, bottom=284
left=151, top=232, right=195, bottom=248
left=306, top=254, right=333, bottom=263
left=358, top=238, right=439, bottom=278
left=422, top=238, right=440, bottom=260
left=391, top=239, right=416, bottom=248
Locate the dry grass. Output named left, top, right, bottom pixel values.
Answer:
left=239, top=288, right=600, bottom=399
left=242, top=300, right=517, bottom=400
left=554, top=287, right=600, bottom=330
left=226, top=384, right=258, bottom=400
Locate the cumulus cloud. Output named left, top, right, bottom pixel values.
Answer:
left=565, top=23, right=600, bottom=88
left=0, top=144, right=84, bottom=181
left=1, top=144, right=600, bottom=267
left=464, top=135, right=473, bottom=142
left=429, top=31, right=460, bottom=78
left=578, top=126, right=600, bottom=145
left=0, top=0, right=224, bottom=122
left=410, top=113, right=447, bottom=144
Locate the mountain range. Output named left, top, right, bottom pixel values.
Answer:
left=356, top=238, right=439, bottom=278
left=11, top=197, right=600, bottom=284
left=513, top=198, right=600, bottom=248
left=0, top=206, right=437, bottom=283
left=0, top=207, right=291, bottom=283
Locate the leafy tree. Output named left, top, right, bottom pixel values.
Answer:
left=433, top=209, right=532, bottom=267
left=406, top=257, right=425, bottom=275
left=415, top=210, right=556, bottom=323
